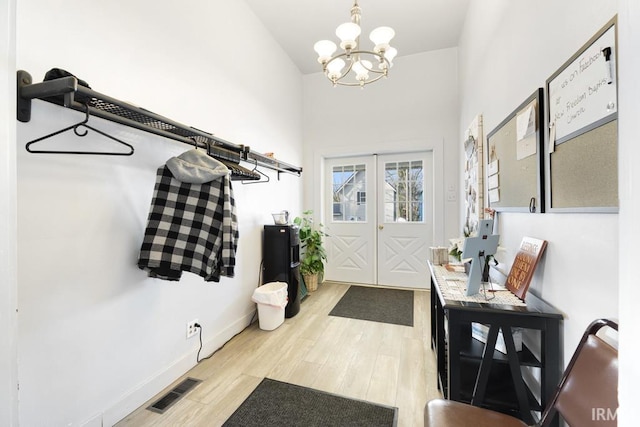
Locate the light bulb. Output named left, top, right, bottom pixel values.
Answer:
left=370, top=26, right=395, bottom=53
left=326, top=58, right=346, bottom=80
left=336, top=22, right=361, bottom=50
left=378, top=47, right=397, bottom=70
left=384, top=47, right=398, bottom=63
left=352, top=61, right=365, bottom=74
left=353, top=60, right=372, bottom=81
left=314, top=40, right=337, bottom=64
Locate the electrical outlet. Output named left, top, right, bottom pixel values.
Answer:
left=186, top=319, right=199, bottom=339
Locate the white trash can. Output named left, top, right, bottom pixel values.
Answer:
left=251, top=281, right=288, bottom=331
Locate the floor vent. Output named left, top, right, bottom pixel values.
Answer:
left=147, top=377, right=202, bottom=414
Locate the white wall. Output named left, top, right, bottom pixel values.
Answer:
left=1, top=0, right=19, bottom=424
left=302, top=49, right=461, bottom=245
left=458, top=0, right=623, bottom=420
left=9, top=1, right=638, bottom=425
left=14, top=1, right=302, bottom=425
left=617, top=1, right=640, bottom=424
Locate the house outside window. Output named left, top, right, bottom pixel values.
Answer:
left=332, top=164, right=366, bottom=222
left=357, top=191, right=366, bottom=205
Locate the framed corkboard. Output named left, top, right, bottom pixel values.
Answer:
left=486, top=88, right=545, bottom=213
left=545, top=16, right=618, bottom=212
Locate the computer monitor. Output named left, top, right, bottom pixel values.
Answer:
left=476, top=219, right=494, bottom=236
left=461, top=220, right=499, bottom=296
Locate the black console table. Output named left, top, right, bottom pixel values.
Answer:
left=428, top=262, right=563, bottom=426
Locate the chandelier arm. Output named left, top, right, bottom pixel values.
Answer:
left=323, top=50, right=390, bottom=86
left=331, top=61, right=355, bottom=86
left=325, top=50, right=390, bottom=73
left=326, top=50, right=388, bottom=66
left=331, top=73, right=388, bottom=87
left=354, top=51, right=391, bottom=73
left=323, top=53, right=355, bottom=83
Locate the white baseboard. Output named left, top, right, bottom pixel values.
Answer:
left=101, top=311, right=255, bottom=426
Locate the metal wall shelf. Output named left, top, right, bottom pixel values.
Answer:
left=16, top=70, right=302, bottom=178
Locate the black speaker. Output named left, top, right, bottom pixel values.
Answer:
left=263, top=225, right=301, bottom=318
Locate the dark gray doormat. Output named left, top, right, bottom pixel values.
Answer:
left=329, top=285, right=414, bottom=327
left=223, top=378, right=398, bottom=426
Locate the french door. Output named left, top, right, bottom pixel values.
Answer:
left=324, top=152, right=433, bottom=288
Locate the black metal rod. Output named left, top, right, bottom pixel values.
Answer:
left=19, top=75, right=77, bottom=100
left=17, top=71, right=302, bottom=176
left=74, top=86, right=302, bottom=175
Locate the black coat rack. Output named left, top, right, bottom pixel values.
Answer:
left=16, top=70, right=302, bottom=180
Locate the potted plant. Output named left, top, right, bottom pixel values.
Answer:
left=293, top=210, right=327, bottom=292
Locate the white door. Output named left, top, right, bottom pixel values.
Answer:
left=324, top=152, right=433, bottom=288
left=324, top=156, right=376, bottom=284
left=376, top=152, right=432, bottom=288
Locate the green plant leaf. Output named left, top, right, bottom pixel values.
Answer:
left=294, top=210, right=327, bottom=275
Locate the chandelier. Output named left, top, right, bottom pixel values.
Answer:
left=314, top=0, right=397, bottom=87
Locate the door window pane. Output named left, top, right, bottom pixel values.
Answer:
left=332, top=164, right=366, bottom=222
left=384, top=160, right=424, bottom=222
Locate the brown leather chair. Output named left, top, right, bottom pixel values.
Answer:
left=424, top=318, right=618, bottom=427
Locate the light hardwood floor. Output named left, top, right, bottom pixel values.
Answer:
left=116, top=282, right=442, bottom=426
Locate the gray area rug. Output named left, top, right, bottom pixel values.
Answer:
left=223, top=378, right=397, bottom=426
left=329, top=285, right=414, bottom=327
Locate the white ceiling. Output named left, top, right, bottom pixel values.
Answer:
left=245, top=0, right=471, bottom=75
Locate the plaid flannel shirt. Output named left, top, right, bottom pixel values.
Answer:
left=138, top=150, right=238, bottom=282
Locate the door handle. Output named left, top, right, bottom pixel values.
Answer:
left=378, top=225, right=384, bottom=230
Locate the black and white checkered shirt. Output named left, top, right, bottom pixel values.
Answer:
left=138, top=150, right=238, bottom=282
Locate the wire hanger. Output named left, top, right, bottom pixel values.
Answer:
left=242, top=158, right=270, bottom=184
left=25, top=103, right=134, bottom=156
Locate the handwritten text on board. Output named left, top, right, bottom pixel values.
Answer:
left=548, top=25, right=617, bottom=143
